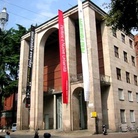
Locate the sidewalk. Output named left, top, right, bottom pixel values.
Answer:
left=1, top=129, right=138, bottom=138
left=11, top=129, right=93, bottom=137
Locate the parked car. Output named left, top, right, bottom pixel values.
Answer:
left=11, top=123, right=16, bottom=132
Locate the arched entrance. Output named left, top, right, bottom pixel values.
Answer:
left=72, top=87, right=87, bottom=130
left=43, top=28, right=62, bottom=130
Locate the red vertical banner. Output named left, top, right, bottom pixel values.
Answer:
left=58, top=10, right=68, bottom=104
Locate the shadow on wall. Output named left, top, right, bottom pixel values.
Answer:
left=101, top=86, right=109, bottom=129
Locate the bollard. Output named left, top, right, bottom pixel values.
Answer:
left=43, top=133, right=51, bottom=138
left=102, top=125, right=107, bottom=135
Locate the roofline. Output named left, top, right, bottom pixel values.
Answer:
left=22, top=0, right=107, bottom=39
left=36, top=0, right=107, bottom=29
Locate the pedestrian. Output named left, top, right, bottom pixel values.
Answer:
left=102, top=125, right=107, bottom=135
left=5, top=131, right=10, bottom=138
left=43, top=133, right=51, bottom=138
left=34, top=129, right=39, bottom=138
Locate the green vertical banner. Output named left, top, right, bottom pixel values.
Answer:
left=78, top=0, right=90, bottom=101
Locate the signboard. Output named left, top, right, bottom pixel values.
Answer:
left=78, top=0, right=90, bottom=101
left=58, top=10, right=69, bottom=104
left=26, top=25, right=35, bottom=108
left=91, top=112, right=97, bottom=118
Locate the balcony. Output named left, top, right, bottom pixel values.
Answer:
left=70, top=74, right=110, bottom=86
left=100, top=74, right=110, bottom=86
left=70, top=74, right=83, bottom=83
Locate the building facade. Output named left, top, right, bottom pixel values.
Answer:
left=17, top=0, right=138, bottom=133
left=0, top=93, right=17, bottom=129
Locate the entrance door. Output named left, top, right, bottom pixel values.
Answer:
left=45, top=114, right=49, bottom=129
left=79, top=90, right=87, bottom=129
left=56, top=95, right=62, bottom=129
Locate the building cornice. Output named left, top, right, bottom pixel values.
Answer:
left=21, top=0, right=107, bottom=40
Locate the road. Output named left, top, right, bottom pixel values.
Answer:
left=0, top=130, right=138, bottom=138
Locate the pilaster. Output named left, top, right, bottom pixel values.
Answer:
left=83, top=6, right=102, bottom=133
left=63, top=16, right=76, bottom=131
left=17, top=39, right=29, bottom=130
left=30, top=32, right=44, bottom=130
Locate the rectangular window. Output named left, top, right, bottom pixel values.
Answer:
left=131, top=56, right=135, bottom=66
left=134, top=75, right=137, bottom=85
left=120, top=109, right=126, bottom=123
left=128, top=91, right=133, bottom=102
left=116, top=68, right=121, bottom=80
left=123, top=51, right=128, bottom=62
left=136, top=93, right=138, bottom=102
left=112, top=29, right=117, bottom=37
left=129, top=39, right=133, bottom=48
left=118, top=88, right=124, bottom=100
left=126, top=72, right=130, bottom=83
left=121, top=33, right=125, bottom=43
left=114, top=46, right=119, bottom=58
left=130, top=110, right=135, bottom=123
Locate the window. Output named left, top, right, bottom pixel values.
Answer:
left=126, top=72, right=130, bottom=83
left=121, top=33, right=125, bottom=43
left=134, top=75, right=137, bottom=85
left=128, top=91, right=133, bottom=102
left=129, top=39, right=133, bottom=48
left=130, top=110, right=135, bottom=123
left=136, top=93, right=138, bottom=102
left=131, top=56, right=135, bottom=66
left=120, top=109, right=126, bottom=123
left=112, top=29, right=117, bottom=37
left=114, top=46, right=119, bottom=58
left=123, top=51, right=128, bottom=62
left=116, top=68, right=121, bottom=80
left=118, top=88, right=124, bottom=100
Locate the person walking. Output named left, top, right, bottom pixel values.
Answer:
left=34, top=129, right=39, bottom=138
left=5, top=131, right=10, bottom=138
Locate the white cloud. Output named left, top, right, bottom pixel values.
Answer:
left=30, top=0, right=58, bottom=26
left=4, top=0, right=111, bottom=30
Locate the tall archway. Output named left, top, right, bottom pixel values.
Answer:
left=43, top=29, right=62, bottom=130
left=72, top=87, right=87, bottom=130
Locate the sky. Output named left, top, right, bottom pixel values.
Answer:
left=0, top=0, right=110, bottom=30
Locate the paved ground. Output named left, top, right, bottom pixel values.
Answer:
left=0, top=130, right=138, bottom=138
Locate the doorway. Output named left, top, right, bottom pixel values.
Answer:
left=73, top=88, right=87, bottom=130
left=56, top=95, right=62, bottom=129
left=79, top=90, right=87, bottom=129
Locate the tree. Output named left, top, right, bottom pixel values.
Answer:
left=104, top=0, right=138, bottom=34
left=0, top=25, right=27, bottom=98
left=0, top=25, right=27, bottom=124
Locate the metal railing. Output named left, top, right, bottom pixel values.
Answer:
left=70, top=74, right=83, bottom=83
left=70, top=74, right=110, bottom=86
left=100, top=74, right=110, bottom=86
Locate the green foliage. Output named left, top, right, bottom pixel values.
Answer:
left=0, top=25, right=27, bottom=97
left=104, top=0, right=138, bottom=34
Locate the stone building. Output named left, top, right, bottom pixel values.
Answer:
left=17, top=0, right=138, bottom=133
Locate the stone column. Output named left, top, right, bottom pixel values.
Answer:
left=30, top=32, right=44, bottom=130
left=63, top=16, right=76, bottom=131
left=83, top=6, right=103, bottom=133
left=53, top=95, right=56, bottom=129
left=17, top=39, right=29, bottom=130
